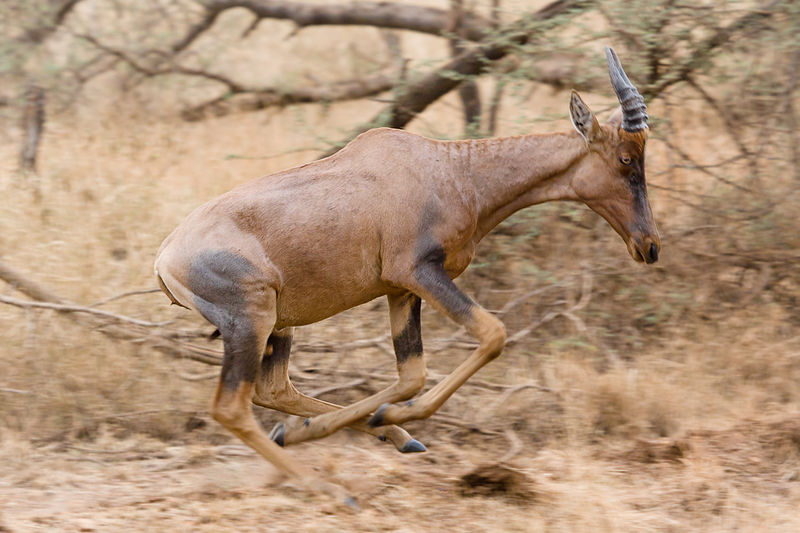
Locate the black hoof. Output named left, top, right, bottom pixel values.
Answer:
left=367, top=403, right=389, bottom=428
left=269, top=422, right=285, bottom=447
left=400, top=439, right=427, bottom=453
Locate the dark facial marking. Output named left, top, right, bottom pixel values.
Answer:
left=625, top=156, right=653, bottom=233
left=188, top=250, right=261, bottom=390
left=392, top=295, right=422, bottom=364
left=617, top=140, right=652, bottom=233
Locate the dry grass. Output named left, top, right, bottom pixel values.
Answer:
left=2, top=13, right=800, bottom=530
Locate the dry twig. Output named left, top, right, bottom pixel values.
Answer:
left=0, top=294, right=171, bottom=328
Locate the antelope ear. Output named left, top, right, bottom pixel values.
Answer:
left=569, top=90, right=601, bottom=143
left=607, top=107, right=623, bottom=129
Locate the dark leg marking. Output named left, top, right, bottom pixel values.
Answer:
left=414, top=249, right=474, bottom=322
left=187, top=250, right=263, bottom=390
left=392, top=294, right=422, bottom=365
left=367, top=249, right=506, bottom=429
left=261, top=331, right=292, bottom=447
left=218, top=326, right=261, bottom=390
left=262, top=332, right=292, bottom=373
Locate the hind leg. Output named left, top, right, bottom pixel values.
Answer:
left=254, top=328, right=425, bottom=453
left=207, top=292, right=354, bottom=504
left=182, top=250, right=353, bottom=504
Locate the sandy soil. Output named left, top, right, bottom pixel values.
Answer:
left=2, top=411, right=799, bottom=532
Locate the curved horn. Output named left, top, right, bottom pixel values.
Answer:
left=606, top=46, right=647, bottom=132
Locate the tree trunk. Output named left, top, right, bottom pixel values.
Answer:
left=19, top=83, right=45, bottom=174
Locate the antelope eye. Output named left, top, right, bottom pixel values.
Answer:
left=619, top=155, right=632, bottom=165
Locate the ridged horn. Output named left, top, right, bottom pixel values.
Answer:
left=606, top=46, right=647, bottom=132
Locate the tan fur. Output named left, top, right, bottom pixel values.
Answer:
left=154, top=94, right=660, bottom=499
left=156, top=125, right=658, bottom=319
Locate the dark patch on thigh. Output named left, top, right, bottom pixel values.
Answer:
left=187, top=250, right=262, bottom=388
left=393, top=295, right=422, bottom=364
left=187, top=250, right=256, bottom=333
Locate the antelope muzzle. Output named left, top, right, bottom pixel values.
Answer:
left=628, top=233, right=661, bottom=264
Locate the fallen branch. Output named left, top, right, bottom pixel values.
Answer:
left=306, top=378, right=367, bottom=398
left=0, top=294, right=171, bottom=328
left=0, top=387, right=32, bottom=395
left=89, top=288, right=162, bottom=308
left=176, top=369, right=219, bottom=381
left=480, top=382, right=559, bottom=425
left=0, top=260, right=65, bottom=303
left=0, top=257, right=576, bottom=392
left=0, top=259, right=222, bottom=365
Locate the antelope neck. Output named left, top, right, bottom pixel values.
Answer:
left=454, top=131, right=588, bottom=242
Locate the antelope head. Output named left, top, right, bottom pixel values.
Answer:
left=568, top=47, right=661, bottom=264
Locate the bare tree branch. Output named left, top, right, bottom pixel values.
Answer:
left=79, top=0, right=593, bottom=125
left=181, top=71, right=396, bottom=121
left=173, top=0, right=494, bottom=53
left=486, top=0, right=504, bottom=137
left=88, top=288, right=162, bottom=308
left=378, top=0, right=586, bottom=127
left=322, top=0, right=589, bottom=155
left=17, top=0, right=84, bottom=44
left=449, top=0, right=482, bottom=133
left=78, top=34, right=248, bottom=93
left=78, top=31, right=398, bottom=120
left=644, top=0, right=779, bottom=100
left=684, top=76, right=759, bottom=180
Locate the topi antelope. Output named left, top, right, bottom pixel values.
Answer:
left=155, top=47, right=659, bottom=502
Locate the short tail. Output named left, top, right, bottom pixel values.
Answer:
left=156, top=273, right=188, bottom=309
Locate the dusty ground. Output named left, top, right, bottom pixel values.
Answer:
left=2, top=411, right=799, bottom=532
left=1, top=300, right=799, bottom=532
